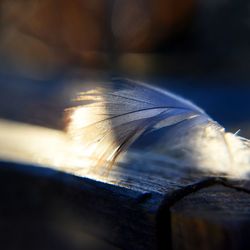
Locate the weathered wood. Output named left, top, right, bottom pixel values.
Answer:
left=170, top=184, right=250, bottom=250
left=0, top=160, right=210, bottom=250
left=1, top=120, right=250, bottom=249
left=0, top=119, right=214, bottom=250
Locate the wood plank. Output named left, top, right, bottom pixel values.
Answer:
left=1, top=121, right=250, bottom=249
left=170, top=184, right=250, bottom=250
left=0, top=120, right=213, bottom=249
left=0, top=159, right=214, bottom=250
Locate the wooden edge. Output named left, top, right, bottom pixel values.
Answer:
left=170, top=184, right=250, bottom=250
left=3, top=160, right=250, bottom=249
left=0, top=161, right=163, bottom=250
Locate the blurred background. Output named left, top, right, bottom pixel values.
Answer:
left=0, top=0, right=250, bottom=135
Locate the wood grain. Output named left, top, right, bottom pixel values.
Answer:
left=0, top=148, right=212, bottom=250
left=1, top=119, right=250, bottom=249
left=171, top=184, right=250, bottom=250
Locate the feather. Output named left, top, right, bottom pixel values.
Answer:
left=65, top=79, right=250, bottom=178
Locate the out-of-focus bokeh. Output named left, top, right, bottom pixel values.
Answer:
left=0, top=0, right=250, bottom=78
left=0, top=0, right=196, bottom=79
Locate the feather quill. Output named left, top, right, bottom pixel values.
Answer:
left=66, top=79, right=250, bottom=178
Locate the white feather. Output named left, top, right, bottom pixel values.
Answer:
left=66, top=79, right=250, bottom=178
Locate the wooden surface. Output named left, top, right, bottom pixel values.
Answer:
left=0, top=159, right=209, bottom=250
left=171, top=185, right=250, bottom=250
left=1, top=141, right=250, bottom=250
